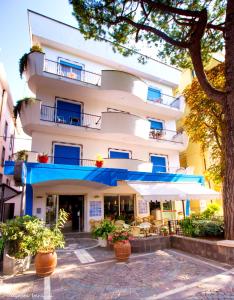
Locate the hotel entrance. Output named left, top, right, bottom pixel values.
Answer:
left=59, top=195, right=84, bottom=231
left=45, top=194, right=84, bottom=231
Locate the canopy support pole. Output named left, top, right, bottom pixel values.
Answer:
left=182, top=200, right=185, bottom=219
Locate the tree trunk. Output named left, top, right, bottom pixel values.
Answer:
left=222, top=0, right=234, bottom=240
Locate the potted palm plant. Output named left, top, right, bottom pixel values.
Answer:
left=92, top=219, right=115, bottom=247
left=34, top=209, right=68, bottom=277
left=108, top=228, right=133, bottom=261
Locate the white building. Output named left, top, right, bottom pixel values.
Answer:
left=5, top=11, right=219, bottom=231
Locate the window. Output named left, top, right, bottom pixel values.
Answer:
left=1, top=146, right=5, bottom=167
left=59, top=58, right=83, bottom=80
left=147, top=87, right=161, bottom=102
left=56, top=99, right=82, bottom=126
left=104, top=195, right=135, bottom=223
left=9, top=134, right=14, bottom=151
left=109, top=149, right=131, bottom=159
left=150, top=154, right=167, bottom=173
left=3, top=122, right=8, bottom=141
left=53, top=143, right=81, bottom=165
left=149, top=119, right=164, bottom=130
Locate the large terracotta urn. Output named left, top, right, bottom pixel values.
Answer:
left=113, top=241, right=131, bottom=261
left=35, top=252, right=57, bottom=277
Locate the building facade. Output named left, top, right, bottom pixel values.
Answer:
left=5, top=11, right=219, bottom=231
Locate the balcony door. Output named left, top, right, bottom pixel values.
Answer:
left=56, top=99, right=82, bottom=126
left=53, top=143, right=81, bottom=165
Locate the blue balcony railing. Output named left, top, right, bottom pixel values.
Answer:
left=40, top=105, right=101, bottom=129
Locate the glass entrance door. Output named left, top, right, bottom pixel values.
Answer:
left=59, top=195, right=84, bottom=232
left=46, top=195, right=58, bottom=225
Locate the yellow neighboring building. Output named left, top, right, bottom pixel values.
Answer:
left=177, top=54, right=223, bottom=214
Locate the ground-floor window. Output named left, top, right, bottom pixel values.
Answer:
left=104, top=195, right=135, bottom=224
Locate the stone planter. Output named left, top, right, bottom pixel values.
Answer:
left=114, top=241, right=131, bottom=261
left=3, top=250, right=31, bottom=275
left=98, top=237, right=107, bottom=247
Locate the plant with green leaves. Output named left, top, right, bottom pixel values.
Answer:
left=0, top=237, right=4, bottom=255
left=201, top=203, right=221, bottom=219
left=14, top=97, right=37, bottom=118
left=15, top=149, right=28, bottom=161
left=92, top=219, right=115, bottom=239
left=19, top=44, right=43, bottom=78
left=69, top=0, right=234, bottom=240
left=36, top=209, right=69, bottom=253
left=0, top=215, right=44, bottom=259
left=183, top=63, right=224, bottom=187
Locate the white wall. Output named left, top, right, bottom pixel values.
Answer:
left=29, top=11, right=181, bottom=88
left=31, top=131, right=180, bottom=170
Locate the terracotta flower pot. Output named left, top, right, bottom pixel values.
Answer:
left=35, top=251, right=57, bottom=277
left=113, top=241, right=131, bottom=262
left=95, top=160, right=103, bottom=168
left=38, top=155, right=49, bottom=163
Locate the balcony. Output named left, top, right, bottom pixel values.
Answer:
left=40, top=105, right=101, bottom=129
left=13, top=152, right=191, bottom=174
left=149, top=129, right=188, bottom=145
left=101, top=111, right=151, bottom=139
left=44, top=59, right=101, bottom=86
left=24, top=52, right=185, bottom=117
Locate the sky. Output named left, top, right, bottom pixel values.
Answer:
left=0, top=0, right=77, bottom=102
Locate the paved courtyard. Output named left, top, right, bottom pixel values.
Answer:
left=0, top=235, right=234, bottom=300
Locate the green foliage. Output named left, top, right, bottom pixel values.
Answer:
left=108, top=227, right=132, bottom=244
left=202, top=203, right=221, bottom=219
left=19, top=53, right=28, bottom=79
left=69, top=0, right=225, bottom=68
left=0, top=237, right=4, bottom=255
left=0, top=210, right=68, bottom=258
left=14, top=97, right=37, bottom=118
left=183, top=63, right=225, bottom=185
left=179, top=215, right=224, bottom=238
left=0, top=215, right=44, bottom=258
left=19, top=44, right=43, bottom=78
left=92, top=219, right=116, bottom=239
left=36, top=209, right=69, bottom=253
left=15, top=150, right=28, bottom=161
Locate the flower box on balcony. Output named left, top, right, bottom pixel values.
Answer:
left=38, top=154, right=49, bottom=163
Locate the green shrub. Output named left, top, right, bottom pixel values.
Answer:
left=179, top=217, right=224, bottom=238
left=0, top=215, right=44, bottom=258
left=92, top=219, right=115, bottom=239
left=0, top=237, right=4, bottom=255
left=201, top=203, right=221, bottom=219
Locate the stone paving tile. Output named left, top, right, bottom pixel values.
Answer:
left=1, top=238, right=233, bottom=300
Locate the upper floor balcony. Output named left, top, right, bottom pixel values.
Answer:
left=24, top=52, right=185, bottom=118
left=11, top=151, right=193, bottom=174
left=20, top=100, right=188, bottom=151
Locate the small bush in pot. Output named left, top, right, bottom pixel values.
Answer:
left=0, top=215, right=43, bottom=275
left=108, top=228, right=133, bottom=261
left=35, top=209, right=68, bottom=277
left=92, top=219, right=115, bottom=247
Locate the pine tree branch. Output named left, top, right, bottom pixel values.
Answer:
left=112, top=16, right=189, bottom=48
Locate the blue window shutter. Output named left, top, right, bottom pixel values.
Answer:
left=109, top=150, right=130, bottom=159
left=56, top=100, right=81, bottom=125
left=147, top=87, right=161, bottom=101
left=54, top=144, right=80, bottom=165
left=150, top=120, right=163, bottom=130
left=60, top=60, right=83, bottom=70
left=60, top=60, right=83, bottom=80
left=150, top=156, right=167, bottom=172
